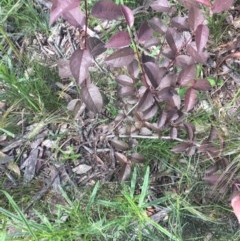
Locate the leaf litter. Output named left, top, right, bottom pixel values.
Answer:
left=1, top=0, right=240, bottom=238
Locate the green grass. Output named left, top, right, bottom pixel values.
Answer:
left=208, top=13, right=231, bottom=47
left=1, top=0, right=240, bottom=240
left=0, top=0, right=49, bottom=36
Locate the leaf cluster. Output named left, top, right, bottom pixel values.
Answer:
left=48, top=0, right=237, bottom=197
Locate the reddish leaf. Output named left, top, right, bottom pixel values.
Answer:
left=189, top=7, right=204, bottom=32
left=50, top=0, right=80, bottom=25
left=175, top=55, right=194, bottom=67
left=115, top=152, right=128, bottom=164
left=195, top=24, right=209, bottom=52
left=150, top=0, right=171, bottom=12
left=140, top=127, right=152, bottom=136
left=212, top=0, right=234, bottom=13
left=158, top=110, right=168, bottom=128
left=105, top=47, right=134, bottom=67
left=171, top=142, right=191, bottom=153
left=148, top=17, right=167, bottom=34
left=128, top=60, right=140, bottom=78
left=192, top=79, right=211, bottom=91
left=143, top=62, right=160, bottom=88
left=186, top=145, right=197, bottom=156
left=169, top=93, right=181, bottom=110
left=184, top=122, right=195, bottom=140
left=118, top=163, right=131, bottom=181
left=171, top=16, right=189, bottom=31
left=88, top=37, right=106, bottom=57
left=137, top=22, right=153, bottom=44
left=81, top=83, right=103, bottom=113
left=166, top=28, right=178, bottom=54
left=121, top=5, right=134, bottom=27
left=158, top=73, right=176, bottom=89
left=130, top=153, right=145, bottom=163
left=62, top=6, right=85, bottom=27
left=116, top=75, right=134, bottom=86
left=142, top=104, right=158, bottom=120
left=195, top=0, right=211, bottom=7
left=111, top=139, right=129, bottom=151
left=184, top=87, right=197, bottom=112
left=231, top=194, right=240, bottom=223
left=105, top=31, right=131, bottom=49
left=207, top=126, right=218, bottom=142
left=187, top=42, right=209, bottom=64
left=157, top=87, right=175, bottom=102
left=70, top=49, right=93, bottom=85
left=91, top=0, right=122, bottom=20
left=141, top=52, right=155, bottom=63
left=118, top=85, right=135, bottom=97
left=178, top=64, right=196, bottom=87
left=177, top=0, right=199, bottom=9
left=137, top=89, right=155, bottom=112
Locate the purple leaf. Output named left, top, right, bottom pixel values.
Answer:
left=142, top=104, right=158, bottom=120
left=105, top=47, right=134, bottom=67
left=62, top=6, right=85, bottom=27
left=187, top=42, right=209, bottom=64
left=195, top=24, right=209, bottom=52
left=130, top=153, right=145, bottom=163
left=207, top=126, right=218, bottom=142
left=186, top=145, right=197, bottom=156
left=121, top=5, right=134, bottom=27
left=70, top=49, right=93, bottom=85
left=81, top=82, right=103, bottom=113
left=158, top=110, right=168, bottom=128
left=141, top=52, right=155, bottom=63
left=189, top=7, right=204, bottom=32
left=184, top=87, right=197, bottom=112
left=150, top=0, right=171, bottom=12
left=118, top=163, right=131, bottom=181
left=175, top=55, right=194, bottom=67
left=212, top=0, right=234, bottom=13
left=196, top=0, right=211, bottom=7
left=148, top=17, right=167, bottom=34
left=177, top=0, right=199, bottom=9
left=111, top=139, right=129, bottom=151
left=137, top=22, right=153, bottom=44
left=177, top=64, right=196, bottom=87
left=118, top=86, right=135, bottom=97
left=137, top=89, right=155, bottom=112
left=91, top=0, right=122, bottom=20
left=171, top=143, right=191, bottom=153
left=166, top=28, right=178, bottom=54
left=105, top=31, right=131, bottom=49
left=50, top=0, right=82, bottom=26
left=184, top=122, right=195, bottom=141
left=169, top=93, right=181, bottom=110
left=116, top=75, right=134, bottom=86
left=157, top=87, right=175, bottom=102
left=192, top=79, right=211, bottom=91
left=171, top=16, right=189, bottom=31
left=158, top=73, right=176, bottom=89
left=88, top=37, right=106, bottom=57
left=115, top=152, right=128, bottom=164
left=143, top=62, right=160, bottom=88
left=127, top=60, right=140, bottom=78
